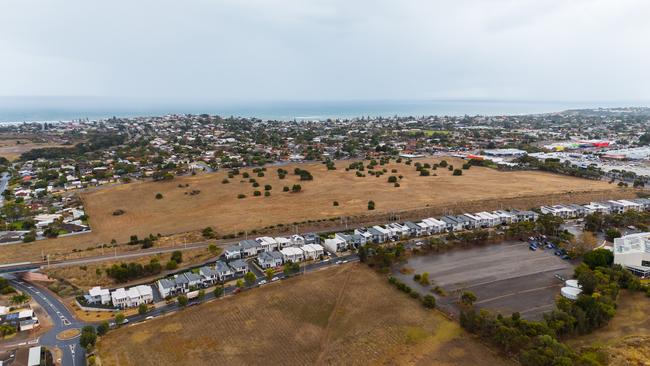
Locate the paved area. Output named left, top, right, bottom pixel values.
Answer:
left=393, top=241, right=576, bottom=320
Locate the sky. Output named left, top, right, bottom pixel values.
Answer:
left=1, top=0, right=650, bottom=104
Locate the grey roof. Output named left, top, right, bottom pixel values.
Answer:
left=215, top=261, right=231, bottom=273
left=368, top=227, right=383, bottom=236
left=158, top=278, right=176, bottom=289
left=404, top=221, right=420, bottom=230
left=239, top=239, right=261, bottom=250
left=351, top=234, right=365, bottom=241
left=454, top=215, right=470, bottom=223
left=199, top=266, right=217, bottom=277
left=440, top=216, right=460, bottom=225
left=174, top=274, right=189, bottom=285
left=225, top=245, right=241, bottom=253
left=259, top=251, right=283, bottom=262
left=185, top=272, right=201, bottom=282
left=229, top=259, right=248, bottom=269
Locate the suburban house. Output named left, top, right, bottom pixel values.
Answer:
left=275, top=236, right=292, bottom=249
left=422, top=218, right=447, bottom=233
left=215, top=260, right=234, bottom=281
left=613, top=232, right=650, bottom=277
left=614, top=199, right=643, bottom=212
left=440, top=216, right=464, bottom=232
left=199, top=266, right=219, bottom=285
left=256, top=237, right=279, bottom=252
left=157, top=278, right=180, bottom=298
left=541, top=205, right=575, bottom=218
left=584, top=202, right=611, bottom=215
left=229, top=259, right=249, bottom=275
left=290, top=234, right=306, bottom=246
left=632, top=198, right=650, bottom=210
left=301, top=243, right=325, bottom=260
left=323, top=236, right=347, bottom=253
left=476, top=212, right=500, bottom=227
left=86, top=286, right=111, bottom=305
left=304, top=233, right=321, bottom=245
left=223, top=245, right=242, bottom=260
left=280, top=247, right=305, bottom=262
left=257, top=251, right=284, bottom=269
left=353, top=228, right=374, bottom=242
left=111, top=285, right=153, bottom=309
left=240, top=239, right=262, bottom=256
left=403, top=221, right=425, bottom=236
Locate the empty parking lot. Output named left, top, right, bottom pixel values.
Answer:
left=393, top=241, right=575, bottom=320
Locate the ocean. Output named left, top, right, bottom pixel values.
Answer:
left=0, top=97, right=643, bottom=123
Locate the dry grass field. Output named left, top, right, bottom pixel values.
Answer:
left=97, top=263, right=513, bottom=366
left=0, top=138, right=67, bottom=161
left=82, top=158, right=620, bottom=242
left=567, top=291, right=650, bottom=365
left=0, top=158, right=632, bottom=264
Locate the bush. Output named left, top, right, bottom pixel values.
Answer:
left=422, top=295, right=436, bottom=308
left=333, top=201, right=339, bottom=206
left=388, top=176, right=397, bottom=183
left=155, top=193, right=163, bottom=199
left=165, top=260, right=178, bottom=270
left=138, top=303, right=149, bottom=315
left=242, top=172, right=250, bottom=178
left=264, top=184, right=272, bottom=191
left=237, top=194, right=246, bottom=199
left=253, top=190, right=261, bottom=196
left=264, top=191, right=270, bottom=197
left=291, top=184, right=302, bottom=193
left=367, top=201, right=375, bottom=210
left=221, top=178, right=229, bottom=184
left=283, top=186, right=290, bottom=192
left=177, top=295, right=188, bottom=307
left=452, top=169, right=463, bottom=176
left=79, top=325, right=97, bottom=349
left=171, top=250, right=183, bottom=263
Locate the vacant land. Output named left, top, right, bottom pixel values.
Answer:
left=393, top=241, right=575, bottom=320
left=0, top=137, right=68, bottom=161
left=97, top=264, right=513, bottom=366
left=0, top=158, right=633, bottom=264
left=567, top=291, right=650, bottom=365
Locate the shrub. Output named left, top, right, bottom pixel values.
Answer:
left=333, top=201, right=339, bottom=206
left=452, top=169, right=462, bottom=176
left=242, top=172, right=250, bottom=178
left=155, top=193, right=163, bottom=199
left=253, top=190, right=261, bottom=196
left=237, top=194, right=246, bottom=199
left=264, top=191, right=271, bottom=197
left=221, top=178, right=229, bottom=184
left=387, top=176, right=397, bottom=183
left=264, top=184, right=272, bottom=191
left=367, top=200, right=375, bottom=210
left=292, top=184, right=302, bottom=193
left=283, top=186, right=290, bottom=192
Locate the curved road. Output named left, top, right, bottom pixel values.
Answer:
left=8, top=277, right=86, bottom=366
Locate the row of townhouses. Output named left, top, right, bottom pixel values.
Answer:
left=541, top=199, right=650, bottom=218
left=157, top=259, right=249, bottom=298
left=85, top=285, right=154, bottom=309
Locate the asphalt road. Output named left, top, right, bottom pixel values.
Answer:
left=8, top=277, right=86, bottom=366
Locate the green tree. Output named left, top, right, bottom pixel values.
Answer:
left=208, top=244, right=219, bottom=256
left=583, top=248, right=614, bottom=269
left=422, top=295, right=436, bottom=309
left=79, top=326, right=97, bottom=349
left=605, top=228, right=622, bottom=242
left=236, top=279, right=244, bottom=288
left=460, top=291, right=477, bottom=306
left=177, top=294, right=188, bottom=307
left=96, top=321, right=109, bottom=336
left=244, top=271, right=256, bottom=287
left=202, top=226, right=215, bottom=238
left=213, top=286, right=224, bottom=298
left=138, top=303, right=149, bottom=315
left=265, top=268, right=274, bottom=280
left=114, top=312, right=125, bottom=325
left=171, top=250, right=183, bottom=263
left=165, top=260, right=178, bottom=270
left=577, top=270, right=598, bottom=295
left=197, top=289, right=205, bottom=300
left=10, top=293, right=29, bottom=305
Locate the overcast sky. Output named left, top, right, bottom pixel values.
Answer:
left=1, top=0, right=650, bottom=103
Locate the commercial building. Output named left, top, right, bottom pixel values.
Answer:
left=613, top=232, right=650, bottom=277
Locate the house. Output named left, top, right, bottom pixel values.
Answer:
left=229, top=259, right=249, bottom=275
left=304, top=233, right=320, bottom=245
left=403, top=221, right=425, bottom=236
left=123, top=285, right=153, bottom=308
left=111, top=288, right=129, bottom=308
left=223, top=245, right=242, bottom=260
left=215, top=260, right=233, bottom=281
left=510, top=209, right=538, bottom=222
left=323, top=236, right=347, bottom=253
left=290, top=234, right=306, bottom=246
left=584, top=202, right=611, bottom=215
left=440, top=216, right=463, bottom=231
left=540, top=205, right=575, bottom=218
left=567, top=204, right=587, bottom=217
left=239, top=239, right=262, bottom=256
left=258, top=251, right=284, bottom=269
left=280, top=247, right=304, bottom=262
left=301, top=244, right=324, bottom=260
left=494, top=210, right=515, bottom=224
left=386, top=223, right=409, bottom=238
left=476, top=211, right=500, bottom=227
left=86, top=286, right=111, bottom=305
left=199, top=266, right=219, bottom=286
left=157, top=278, right=179, bottom=298
left=256, top=237, right=279, bottom=252
left=423, top=218, right=446, bottom=233
left=602, top=201, right=624, bottom=214
left=370, top=226, right=391, bottom=243
left=453, top=215, right=474, bottom=230
left=614, top=200, right=643, bottom=212
left=275, top=237, right=292, bottom=249
left=353, top=228, right=373, bottom=242
left=183, top=272, right=203, bottom=289
left=632, top=198, right=650, bottom=210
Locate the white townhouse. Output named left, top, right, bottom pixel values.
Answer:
left=584, top=202, right=611, bottom=215
left=370, top=226, right=391, bottom=243
left=274, top=237, right=292, bottom=249
left=422, top=218, right=446, bottom=233
left=613, top=232, right=650, bottom=277
left=614, top=200, right=643, bottom=212
left=199, top=266, right=219, bottom=285
left=494, top=210, right=515, bottom=225
left=402, top=221, right=425, bottom=236
left=256, top=237, right=279, bottom=252
left=353, top=228, right=374, bottom=242
left=476, top=212, right=500, bottom=227
left=540, top=205, right=574, bottom=218
left=258, top=251, right=284, bottom=269
left=124, top=285, right=153, bottom=308
left=290, top=235, right=306, bottom=247
left=215, top=260, right=234, bottom=281
left=323, top=236, right=348, bottom=253
left=301, top=244, right=325, bottom=260
left=280, top=247, right=305, bottom=262
left=87, top=286, right=111, bottom=305
left=111, top=288, right=129, bottom=308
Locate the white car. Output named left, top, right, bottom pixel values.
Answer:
left=271, top=277, right=280, bottom=282
left=145, top=316, right=154, bottom=320
left=259, top=280, right=267, bottom=285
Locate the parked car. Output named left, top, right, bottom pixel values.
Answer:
left=271, top=277, right=280, bottom=282
left=529, top=244, right=537, bottom=251
left=258, top=280, right=267, bottom=285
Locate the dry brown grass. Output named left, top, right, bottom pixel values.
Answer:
left=0, top=138, right=67, bottom=161
left=96, top=263, right=513, bottom=366
left=0, top=158, right=631, bottom=265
